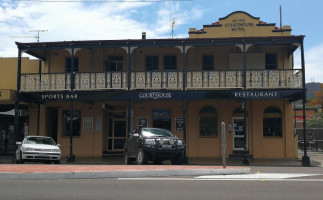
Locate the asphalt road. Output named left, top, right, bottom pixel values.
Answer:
left=1, top=166, right=322, bottom=200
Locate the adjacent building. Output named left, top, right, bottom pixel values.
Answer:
left=14, top=11, right=307, bottom=162
left=0, top=57, right=39, bottom=154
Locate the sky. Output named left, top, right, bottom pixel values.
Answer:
left=0, top=0, right=322, bottom=83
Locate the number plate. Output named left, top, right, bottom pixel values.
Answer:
left=162, top=145, right=172, bottom=149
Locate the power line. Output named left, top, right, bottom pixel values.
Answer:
left=10, top=0, right=191, bottom=3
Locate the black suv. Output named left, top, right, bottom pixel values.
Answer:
left=124, top=128, right=186, bottom=165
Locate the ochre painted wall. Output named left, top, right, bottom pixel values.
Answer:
left=0, top=57, right=39, bottom=90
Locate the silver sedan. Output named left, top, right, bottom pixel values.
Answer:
left=16, top=136, right=61, bottom=164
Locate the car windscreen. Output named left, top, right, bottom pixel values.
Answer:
left=24, top=137, right=56, bottom=145
left=141, top=128, right=173, bottom=137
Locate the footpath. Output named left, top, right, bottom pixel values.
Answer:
left=0, top=151, right=321, bottom=180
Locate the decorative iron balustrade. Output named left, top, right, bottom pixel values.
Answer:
left=131, top=71, right=183, bottom=90
left=20, top=69, right=302, bottom=92
left=20, top=72, right=128, bottom=91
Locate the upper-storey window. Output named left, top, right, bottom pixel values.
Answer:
left=265, top=54, right=277, bottom=69
left=146, top=56, right=159, bottom=71
left=203, top=55, right=214, bottom=70
left=106, top=56, right=123, bottom=72
left=65, top=58, right=79, bottom=72
left=163, top=55, right=177, bottom=71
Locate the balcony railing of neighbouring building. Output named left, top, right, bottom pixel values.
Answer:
left=20, top=69, right=303, bottom=92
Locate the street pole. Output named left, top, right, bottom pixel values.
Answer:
left=300, top=38, right=310, bottom=166
left=67, top=47, right=75, bottom=163
left=221, top=122, right=226, bottom=168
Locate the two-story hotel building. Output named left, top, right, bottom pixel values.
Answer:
left=14, top=11, right=309, bottom=164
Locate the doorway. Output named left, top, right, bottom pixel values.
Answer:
left=233, top=117, right=248, bottom=150
left=107, top=111, right=127, bottom=152
left=47, top=108, right=58, bottom=143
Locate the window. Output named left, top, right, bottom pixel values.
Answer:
left=199, top=106, right=218, bottom=137
left=63, top=110, right=81, bottom=137
left=163, top=55, right=177, bottom=71
left=265, top=54, right=277, bottom=69
left=66, top=58, right=79, bottom=72
left=106, top=56, right=123, bottom=72
left=263, top=106, right=282, bottom=137
left=146, top=56, right=159, bottom=71
left=203, top=55, right=214, bottom=70
left=152, top=110, right=171, bottom=131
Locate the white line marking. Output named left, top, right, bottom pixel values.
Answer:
left=196, top=173, right=320, bottom=179
left=118, top=177, right=323, bottom=182
left=118, top=173, right=323, bottom=182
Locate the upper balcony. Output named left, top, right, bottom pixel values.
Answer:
left=20, top=69, right=302, bottom=92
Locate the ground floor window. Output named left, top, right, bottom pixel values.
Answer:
left=263, top=106, right=282, bottom=137
left=199, top=106, right=218, bottom=137
left=152, top=110, right=171, bottom=131
left=62, top=110, right=81, bottom=137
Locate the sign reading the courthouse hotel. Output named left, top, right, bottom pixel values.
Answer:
left=225, top=18, right=254, bottom=32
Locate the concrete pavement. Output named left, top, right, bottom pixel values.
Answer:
left=0, top=164, right=250, bottom=180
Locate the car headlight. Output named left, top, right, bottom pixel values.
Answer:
left=169, top=138, right=175, bottom=145
left=159, top=138, right=164, bottom=144
left=177, top=139, right=183, bottom=145
left=23, top=147, right=34, bottom=152
left=145, top=139, right=156, bottom=145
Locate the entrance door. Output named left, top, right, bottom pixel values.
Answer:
left=233, top=117, right=248, bottom=150
left=107, top=111, right=127, bottom=152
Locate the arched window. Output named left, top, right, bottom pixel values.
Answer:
left=199, top=106, right=218, bottom=137
left=263, top=106, right=282, bottom=137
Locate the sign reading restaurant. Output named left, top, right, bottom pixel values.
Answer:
left=234, top=91, right=278, bottom=99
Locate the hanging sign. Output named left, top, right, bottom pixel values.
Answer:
left=175, top=117, right=184, bottom=131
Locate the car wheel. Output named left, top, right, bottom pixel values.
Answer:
left=136, top=148, right=148, bottom=165
left=124, top=150, right=132, bottom=165
left=171, top=153, right=185, bottom=165
left=19, top=151, right=24, bottom=164
left=153, top=160, right=163, bottom=165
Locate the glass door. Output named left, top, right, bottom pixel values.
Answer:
left=233, top=117, right=248, bottom=150
left=107, top=111, right=127, bottom=152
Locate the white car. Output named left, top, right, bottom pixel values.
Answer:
left=16, top=136, right=61, bottom=164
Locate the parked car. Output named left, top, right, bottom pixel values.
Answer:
left=16, top=136, right=61, bottom=164
left=124, top=128, right=186, bottom=165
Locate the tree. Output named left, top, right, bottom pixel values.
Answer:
left=307, top=83, right=323, bottom=127
left=306, top=112, right=323, bottom=127
left=308, top=83, right=323, bottom=110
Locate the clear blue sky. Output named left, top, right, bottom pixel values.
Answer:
left=0, top=0, right=322, bottom=82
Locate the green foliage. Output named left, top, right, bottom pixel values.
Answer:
left=306, top=112, right=323, bottom=127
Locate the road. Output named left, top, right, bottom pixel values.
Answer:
left=1, top=166, right=322, bottom=200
